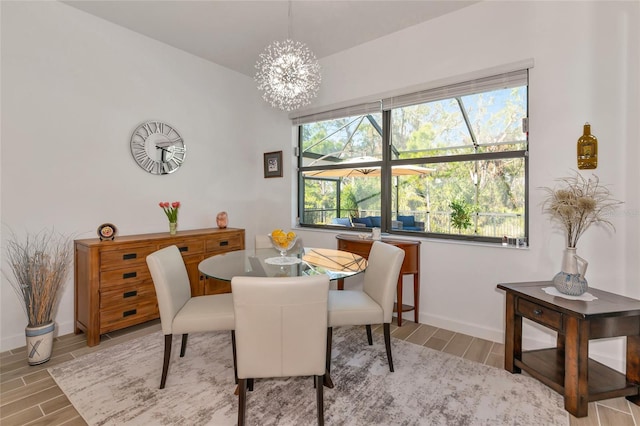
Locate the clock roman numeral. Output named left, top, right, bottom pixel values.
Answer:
left=143, top=123, right=154, bottom=137
left=132, top=146, right=148, bottom=162
left=140, top=157, right=154, bottom=172
left=133, top=152, right=147, bottom=164
left=162, top=162, right=174, bottom=174
left=131, top=122, right=184, bottom=174
left=131, top=143, right=146, bottom=154
left=134, top=130, right=148, bottom=140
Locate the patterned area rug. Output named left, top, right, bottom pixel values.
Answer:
left=49, top=327, right=568, bottom=425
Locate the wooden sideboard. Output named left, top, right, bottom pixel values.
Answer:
left=335, top=234, right=421, bottom=326
left=74, top=227, right=245, bottom=346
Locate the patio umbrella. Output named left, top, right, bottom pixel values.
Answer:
left=302, top=157, right=433, bottom=178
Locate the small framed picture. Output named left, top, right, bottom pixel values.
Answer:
left=263, top=151, right=283, bottom=178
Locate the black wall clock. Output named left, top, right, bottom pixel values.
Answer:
left=130, top=121, right=186, bottom=175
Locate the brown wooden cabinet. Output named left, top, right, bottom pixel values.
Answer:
left=74, top=227, right=244, bottom=346
left=335, top=234, right=421, bottom=326
left=498, top=281, right=640, bottom=417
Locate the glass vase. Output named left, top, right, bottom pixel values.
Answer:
left=169, top=222, right=177, bottom=235
left=577, top=122, right=598, bottom=170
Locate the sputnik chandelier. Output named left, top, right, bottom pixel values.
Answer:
left=254, top=2, right=321, bottom=112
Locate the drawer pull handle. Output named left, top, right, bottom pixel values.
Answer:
left=533, top=309, right=543, bottom=315
left=123, top=272, right=137, bottom=279
left=123, top=309, right=137, bottom=317
left=179, top=246, right=189, bottom=252
left=123, top=290, right=137, bottom=298
left=220, top=240, right=229, bottom=246
left=123, top=253, right=137, bottom=260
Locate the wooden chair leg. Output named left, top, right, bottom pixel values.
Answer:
left=383, top=323, right=394, bottom=372
left=316, top=375, right=324, bottom=426
left=160, top=334, right=172, bottom=389
left=238, top=378, right=247, bottom=426
left=366, top=324, right=373, bottom=345
left=325, top=327, right=333, bottom=374
left=231, top=331, right=238, bottom=384
left=324, top=327, right=334, bottom=388
left=248, top=378, right=254, bottom=392
left=180, top=334, right=188, bottom=357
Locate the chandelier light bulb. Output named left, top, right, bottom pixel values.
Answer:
left=255, top=39, right=321, bottom=112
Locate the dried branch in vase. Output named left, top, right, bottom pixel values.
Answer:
left=4, top=229, right=73, bottom=326
left=541, top=172, right=623, bottom=248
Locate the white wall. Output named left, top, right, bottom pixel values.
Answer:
left=2, top=1, right=638, bottom=375
left=295, top=0, right=639, bottom=371
left=0, top=1, right=291, bottom=350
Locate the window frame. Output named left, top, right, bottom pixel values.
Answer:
left=296, top=69, right=530, bottom=245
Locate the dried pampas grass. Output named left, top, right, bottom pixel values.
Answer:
left=541, top=172, right=623, bottom=248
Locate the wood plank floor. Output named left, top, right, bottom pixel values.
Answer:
left=1, top=319, right=637, bottom=425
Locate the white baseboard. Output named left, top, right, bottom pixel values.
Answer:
left=419, top=312, right=504, bottom=344
left=5, top=314, right=626, bottom=376
left=417, top=312, right=626, bottom=374
left=1, top=319, right=76, bottom=353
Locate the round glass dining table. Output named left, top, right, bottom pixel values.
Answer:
left=198, top=247, right=367, bottom=281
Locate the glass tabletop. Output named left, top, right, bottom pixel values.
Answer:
left=198, top=247, right=367, bottom=281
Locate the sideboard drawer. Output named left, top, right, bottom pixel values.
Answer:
left=159, top=239, right=205, bottom=255
left=100, top=282, right=156, bottom=308
left=100, top=264, right=151, bottom=289
left=100, top=245, right=158, bottom=270
left=99, top=299, right=159, bottom=334
left=337, top=240, right=370, bottom=258
left=517, top=298, right=563, bottom=331
left=205, top=234, right=243, bottom=254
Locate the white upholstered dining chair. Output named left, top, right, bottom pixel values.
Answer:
left=231, top=275, right=330, bottom=426
left=254, top=234, right=272, bottom=249
left=326, top=241, right=405, bottom=379
left=146, top=245, right=236, bottom=389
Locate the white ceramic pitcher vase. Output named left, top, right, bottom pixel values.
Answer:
left=552, top=247, right=589, bottom=296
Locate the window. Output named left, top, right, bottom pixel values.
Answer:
left=297, top=70, right=529, bottom=244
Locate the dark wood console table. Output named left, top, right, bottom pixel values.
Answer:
left=497, top=281, right=640, bottom=417
left=336, top=234, right=420, bottom=326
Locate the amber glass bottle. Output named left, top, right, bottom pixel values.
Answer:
left=577, top=122, right=598, bottom=169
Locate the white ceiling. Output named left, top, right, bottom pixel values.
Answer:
left=63, top=0, right=478, bottom=77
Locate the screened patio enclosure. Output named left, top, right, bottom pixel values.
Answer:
left=297, top=68, right=528, bottom=242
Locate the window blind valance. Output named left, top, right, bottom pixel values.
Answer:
left=291, top=101, right=382, bottom=126
left=382, top=69, right=528, bottom=111
left=291, top=60, right=533, bottom=124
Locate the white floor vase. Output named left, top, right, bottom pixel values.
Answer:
left=25, top=322, right=55, bottom=365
